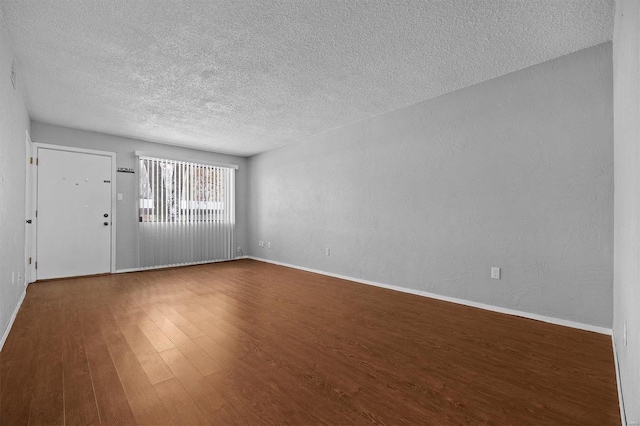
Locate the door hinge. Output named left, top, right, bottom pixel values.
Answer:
left=30, top=157, right=33, bottom=164
left=29, top=257, right=32, bottom=265
left=36, top=158, right=38, bottom=166
left=35, top=262, right=37, bottom=270
left=35, top=210, right=38, bottom=218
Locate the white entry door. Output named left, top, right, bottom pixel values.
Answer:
left=36, top=147, right=114, bottom=280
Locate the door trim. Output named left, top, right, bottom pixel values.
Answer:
left=32, top=142, right=117, bottom=277
left=25, top=131, right=35, bottom=284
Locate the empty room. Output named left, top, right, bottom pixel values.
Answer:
left=0, top=0, right=638, bottom=424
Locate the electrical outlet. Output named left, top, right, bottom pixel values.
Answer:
left=267, top=242, right=272, bottom=249
left=491, top=267, right=500, bottom=280
left=325, top=248, right=330, bottom=256
left=17, top=272, right=21, bottom=284
left=259, top=240, right=264, bottom=248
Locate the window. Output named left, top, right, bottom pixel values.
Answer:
left=139, top=157, right=230, bottom=223
left=137, top=155, right=236, bottom=268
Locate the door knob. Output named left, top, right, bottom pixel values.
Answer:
left=104, top=213, right=109, bottom=217
left=26, top=220, right=32, bottom=224
left=103, top=222, right=109, bottom=226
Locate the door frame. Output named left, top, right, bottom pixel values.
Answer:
left=32, top=142, right=117, bottom=278
left=24, top=131, right=35, bottom=284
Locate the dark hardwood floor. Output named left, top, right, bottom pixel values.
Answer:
left=0, top=259, right=620, bottom=425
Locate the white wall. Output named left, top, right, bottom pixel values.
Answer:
left=30, top=122, right=248, bottom=271
left=613, top=0, right=640, bottom=422
left=0, top=10, right=30, bottom=345
left=248, top=43, right=614, bottom=328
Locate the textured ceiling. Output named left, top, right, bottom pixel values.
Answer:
left=0, top=0, right=614, bottom=156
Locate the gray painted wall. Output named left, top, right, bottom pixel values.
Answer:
left=248, top=43, right=614, bottom=328
left=30, top=122, right=248, bottom=271
left=613, top=0, right=640, bottom=422
left=0, top=10, right=30, bottom=342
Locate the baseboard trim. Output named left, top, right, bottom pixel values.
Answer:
left=0, top=285, right=27, bottom=351
left=612, top=335, right=627, bottom=426
left=247, top=256, right=612, bottom=336
left=115, top=257, right=247, bottom=274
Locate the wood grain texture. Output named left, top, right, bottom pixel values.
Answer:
left=0, top=259, right=620, bottom=425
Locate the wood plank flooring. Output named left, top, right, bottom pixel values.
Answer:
left=0, top=259, right=620, bottom=425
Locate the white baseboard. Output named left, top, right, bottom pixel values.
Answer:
left=612, top=335, right=627, bottom=426
left=247, top=256, right=612, bottom=336
left=115, top=256, right=248, bottom=274
left=0, top=286, right=27, bottom=351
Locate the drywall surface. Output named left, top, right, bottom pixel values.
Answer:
left=30, top=122, right=248, bottom=271
left=248, top=43, right=614, bottom=328
left=613, top=0, right=640, bottom=422
left=0, top=9, right=30, bottom=345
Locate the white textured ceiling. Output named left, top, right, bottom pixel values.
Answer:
left=0, top=0, right=614, bottom=156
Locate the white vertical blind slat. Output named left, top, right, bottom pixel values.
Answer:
left=152, top=158, right=157, bottom=266
left=216, top=166, right=220, bottom=259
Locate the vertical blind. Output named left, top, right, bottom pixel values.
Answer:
left=137, top=155, right=236, bottom=268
